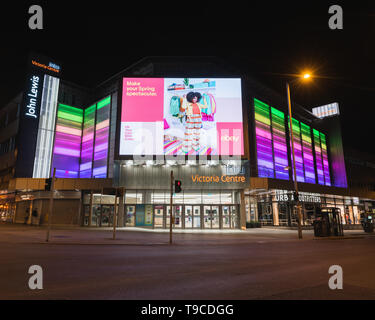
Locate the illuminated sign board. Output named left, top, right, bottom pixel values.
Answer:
left=25, top=75, right=41, bottom=118
left=191, top=174, right=246, bottom=183
left=275, top=190, right=321, bottom=203
left=119, top=77, right=243, bottom=156
left=31, top=60, right=61, bottom=74
left=15, top=53, right=61, bottom=178
left=312, top=103, right=340, bottom=119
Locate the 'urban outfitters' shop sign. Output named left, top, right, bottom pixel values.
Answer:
left=275, top=191, right=321, bottom=203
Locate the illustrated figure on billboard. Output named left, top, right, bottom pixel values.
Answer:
left=180, top=92, right=208, bottom=153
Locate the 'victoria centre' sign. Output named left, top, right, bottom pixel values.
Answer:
left=191, top=175, right=246, bottom=183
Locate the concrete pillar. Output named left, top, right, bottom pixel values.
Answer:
left=28, top=200, right=33, bottom=225
left=77, top=191, right=83, bottom=226
left=12, top=201, right=16, bottom=224
left=272, top=201, right=279, bottom=226
left=353, top=206, right=359, bottom=224
left=250, top=196, right=259, bottom=222
left=88, top=190, right=93, bottom=227
left=118, top=193, right=124, bottom=227
left=240, top=190, right=246, bottom=230
left=245, top=196, right=250, bottom=223
left=349, top=206, right=354, bottom=225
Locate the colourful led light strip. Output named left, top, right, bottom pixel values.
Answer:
left=313, top=129, right=325, bottom=185
left=255, top=99, right=333, bottom=186
left=320, top=132, right=331, bottom=186
left=51, top=104, right=83, bottom=178
left=288, top=117, right=305, bottom=182
left=271, top=107, right=288, bottom=180
left=57, top=111, right=83, bottom=123
left=93, top=96, right=110, bottom=178
left=97, top=96, right=111, bottom=109
left=79, top=104, right=96, bottom=178
left=254, top=99, right=274, bottom=178
left=300, top=122, right=316, bottom=183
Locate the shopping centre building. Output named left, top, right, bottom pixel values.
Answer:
left=0, top=55, right=374, bottom=229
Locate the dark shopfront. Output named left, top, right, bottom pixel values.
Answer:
left=248, top=189, right=361, bottom=227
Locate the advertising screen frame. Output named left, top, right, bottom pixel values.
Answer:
left=114, top=76, right=249, bottom=161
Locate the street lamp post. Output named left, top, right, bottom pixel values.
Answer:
left=286, top=81, right=303, bottom=239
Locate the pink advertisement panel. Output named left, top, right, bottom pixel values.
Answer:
left=121, top=78, right=164, bottom=122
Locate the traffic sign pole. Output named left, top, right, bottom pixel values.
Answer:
left=169, top=170, right=174, bottom=245
left=46, top=168, right=56, bottom=242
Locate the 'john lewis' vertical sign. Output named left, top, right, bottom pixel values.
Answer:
left=15, top=53, right=61, bottom=177
left=25, top=75, right=42, bottom=118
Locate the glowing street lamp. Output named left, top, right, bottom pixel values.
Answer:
left=303, top=73, right=311, bottom=79
left=286, top=72, right=313, bottom=239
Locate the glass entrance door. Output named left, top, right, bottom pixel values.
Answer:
left=203, top=205, right=220, bottom=229
left=154, top=205, right=164, bottom=228
left=278, top=203, right=290, bottom=226
left=174, top=205, right=182, bottom=228
left=166, top=205, right=182, bottom=228
left=204, top=206, right=211, bottom=228
left=185, top=206, right=193, bottom=228
left=101, top=205, right=114, bottom=227
left=211, top=206, right=220, bottom=228
left=91, top=205, right=101, bottom=226
left=222, top=206, right=231, bottom=228
left=231, top=205, right=238, bottom=228
left=183, top=206, right=201, bottom=228
left=193, top=206, right=201, bottom=228
left=126, top=205, right=135, bottom=227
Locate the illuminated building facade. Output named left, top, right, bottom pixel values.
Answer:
left=0, top=56, right=373, bottom=228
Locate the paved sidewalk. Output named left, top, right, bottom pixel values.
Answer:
left=0, top=222, right=372, bottom=246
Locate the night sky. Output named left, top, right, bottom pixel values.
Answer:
left=1, top=2, right=374, bottom=155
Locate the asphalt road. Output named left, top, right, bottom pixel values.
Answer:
left=0, top=223, right=374, bottom=300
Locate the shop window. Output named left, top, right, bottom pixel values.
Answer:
left=278, top=203, right=289, bottom=226
left=324, top=197, right=335, bottom=205
left=335, top=204, right=346, bottom=224
left=303, top=204, right=316, bottom=225
left=334, top=197, right=344, bottom=205
left=125, top=192, right=138, bottom=204
left=221, top=192, right=234, bottom=204
left=173, top=192, right=184, bottom=204
left=183, top=191, right=202, bottom=204
left=152, top=191, right=166, bottom=204
left=202, top=191, right=221, bottom=204
left=258, top=202, right=273, bottom=225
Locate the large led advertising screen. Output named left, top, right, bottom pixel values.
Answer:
left=119, top=78, right=243, bottom=156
